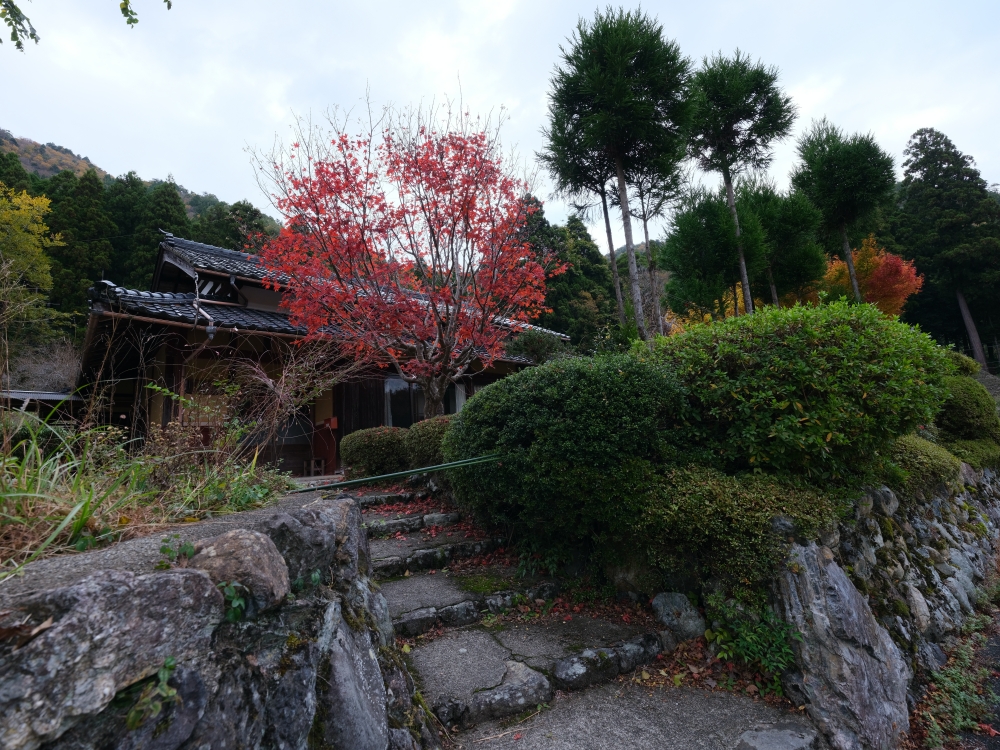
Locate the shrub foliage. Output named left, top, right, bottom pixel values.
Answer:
left=340, top=426, right=408, bottom=478
left=653, top=301, right=950, bottom=477
left=888, top=434, right=961, bottom=495
left=443, top=354, right=688, bottom=562
left=936, top=375, right=1000, bottom=443
left=404, top=416, right=452, bottom=470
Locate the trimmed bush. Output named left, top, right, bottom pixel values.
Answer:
left=652, top=302, right=950, bottom=478
left=637, top=466, right=839, bottom=602
left=888, top=434, right=961, bottom=495
left=443, top=354, right=689, bottom=562
left=404, top=416, right=452, bottom=470
left=340, top=426, right=407, bottom=478
left=936, top=376, right=1000, bottom=443
left=944, top=439, right=1000, bottom=470
left=945, top=349, right=981, bottom=377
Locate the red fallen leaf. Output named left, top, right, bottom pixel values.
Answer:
left=978, top=723, right=1000, bottom=737
left=513, top=733, right=522, bottom=741
left=621, top=613, right=632, bottom=624
left=563, top=615, right=572, bottom=622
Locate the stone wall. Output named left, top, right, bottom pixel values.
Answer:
left=0, top=495, right=441, bottom=750
left=778, top=466, right=1000, bottom=750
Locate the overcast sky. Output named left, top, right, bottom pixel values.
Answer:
left=3, top=0, right=999, bottom=248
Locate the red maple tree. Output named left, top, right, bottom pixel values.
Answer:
left=821, top=234, right=924, bottom=317
left=258, top=109, right=562, bottom=416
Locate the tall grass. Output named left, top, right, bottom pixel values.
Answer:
left=0, top=413, right=291, bottom=582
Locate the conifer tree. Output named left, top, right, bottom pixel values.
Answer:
left=688, top=50, right=795, bottom=314
left=127, top=180, right=190, bottom=288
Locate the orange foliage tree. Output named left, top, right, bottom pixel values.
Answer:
left=822, top=235, right=923, bottom=316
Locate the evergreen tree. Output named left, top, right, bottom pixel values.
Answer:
left=688, top=50, right=795, bottom=314
left=126, top=180, right=190, bottom=288
left=0, top=152, right=30, bottom=192
left=526, top=203, right=615, bottom=349
left=44, top=169, right=115, bottom=316
left=546, top=7, right=693, bottom=340
left=103, top=170, right=148, bottom=279
left=791, top=119, right=896, bottom=303
left=893, top=128, right=1000, bottom=367
left=190, top=199, right=278, bottom=251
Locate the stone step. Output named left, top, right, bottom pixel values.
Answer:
left=326, top=491, right=416, bottom=509
left=363, top=511, right=462, bottom=539
left=370, top=535, right=502, bottom=577
left=409, top=616, right=665, bottom=730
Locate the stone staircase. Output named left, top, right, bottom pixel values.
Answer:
left=356, top=491, right=821, bottom=748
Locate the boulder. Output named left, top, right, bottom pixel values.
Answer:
left=466, top=661, right=552, bottom=724
left=552, top=648, right=620, bottom=691
left=779, top=543, right=910, bottom=750
left=651, top=592, right=706, bottom=641
left=0, top=569, right=222, bottom=750
left=188, top=529, right=289, bottom=615
left=261, top=495, right=370, bottom=588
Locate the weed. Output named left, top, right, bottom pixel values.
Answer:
left=126, top=656, right=179, bottom=729
left=921, top=640, right=996, bottom=745
left=156, top=534, right=195, bottom=569
left=218, top=581, right=247, bottom=622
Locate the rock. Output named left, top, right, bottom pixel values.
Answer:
left=658, top=629, right=679, bottom=654
left=423, top=512, right=460, bottom=527
left=872, top=486, right=900, bottom=517
left=438, top=600, right=479, bottom=627
left=736, top=722, right=819, bottom=750
left=856, top=495, right=873, bottom=517
left=314, top=602, right=390, bottom=750
left=466, top=661, right=553, bottom=724
left=396, top=607, right=439, bottom=636
left=262, top=496, right=371, bottom=588
left=905, top=585, right=931, bottom=634
left=189, top=529, right=289, bottom=615
left=819, top=525, right=841, bottom=549
left=779, top=543, right=910, bottom=750
left=651, top=592, right=706, bottom=641
left=390, top=727, right=421, bottom=750
left=0, top=569, right=222, bottom=750
left=552, top=648, right=620, bottom=691
left=772, top=516, right=797, bottom=538
left=614, top=634, right=662, bottom=672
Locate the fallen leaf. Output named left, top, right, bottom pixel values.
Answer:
left=745, top=685, right=758, bottom=695
left=704, top=678, right=717, bottom=688
left=402, top=644, right=411, bottom=654
left=29, top=617, right=53, bottom=637
left=513, top=733, right=522, bottom=741
left=641, top=671, right=650, bottom=680
left=672, top=674, right=683, bottom=687
left=978, top=723, right=1000, bottom=737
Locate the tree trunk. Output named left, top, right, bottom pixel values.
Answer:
left=723, top=171, right=753, bottom=314
left=766, top=265, right=779, bottom=306
left=641, top=213, right=663, bottom=336
left=840, top=225, right=863, bottom=303
left=613, top=157, right=648, bottom=340
left=600, top=190, right=627, bottom=327
left=956, top=287, right=989, bottom=368
left=733, top=284, right=741, bottom=316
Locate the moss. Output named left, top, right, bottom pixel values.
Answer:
left=944, top=438, right=1000, bottom=470
left=893, top=598, right=911, bottom=617
left=887, top=434, right=961, bottom=496
left=457, top=571, right=512, bottom=595
left=937, top=376, right=1000, bottom=443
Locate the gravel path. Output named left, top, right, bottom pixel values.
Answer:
left=0, top=489, right=323, bottom=608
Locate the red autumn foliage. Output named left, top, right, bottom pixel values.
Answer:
left=258, top=109, right=562, bottom=416
left=821, top=234, right=924, bottom=317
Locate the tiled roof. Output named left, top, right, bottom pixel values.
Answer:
left=161, top=234, right=275, bottom=281
left=90, top=283, right=305, bottom=336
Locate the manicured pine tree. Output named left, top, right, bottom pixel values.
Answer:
left=545, top=8, right=692, bottom=340
left=791, top=118, right=896, bottom=304
left=893, top=128, right=1000, bottom=368
left=687, top=50, right=796, bottom=314
left=540, top=106, right=627, bottom=326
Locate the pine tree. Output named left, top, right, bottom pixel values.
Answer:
left=893, top=128, right=1000, bottom=367
left=104, top=171, right=148, bottom=280
left=44, top=170, right=116, bottom=315
left=127, top=180, right=190, bottom=288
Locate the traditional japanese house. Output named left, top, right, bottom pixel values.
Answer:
left=78, top=233, right=566, bottom=475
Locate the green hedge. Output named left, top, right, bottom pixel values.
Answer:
left=637, top=466, right=838, bottom=603
left=340, top=426, right=408, bottom=478
left=944, top=439, right=1000, bottom=470
left=945, top=350, right=981, bottom=377
left=936, top=376, right=1000, bottom=443
left=652, top=302, right=950, bottom=478
left=443, top=354, right=689, bottom=563
left=404, top=416, right=452, bottom=470
left=888, top=434, right=961, bottom=495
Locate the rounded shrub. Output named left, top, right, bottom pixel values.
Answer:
left=443, top=354, right=690, bottom=563
left=887, top=434, right=961, bottom=495
left=944, top=439, right=1000, bottom=470
left=340, top=426, right=407, bottom=478
left=404, top=416, right=452, bottom=470
left=936, top=376, right=1000, bottom=443
left=945, top=349, right=981, bottom=377
left=653, top=301, right=951, bottom=478
left=637, top=465, right=839, bottom=603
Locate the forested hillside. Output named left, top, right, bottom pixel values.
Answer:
left=0, top=131, right=282, bottom=352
